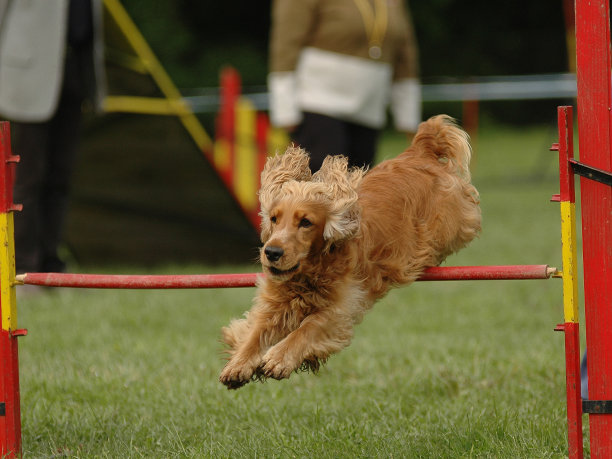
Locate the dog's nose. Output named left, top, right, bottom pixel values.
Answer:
left=264, top=246, right=284, bottom=262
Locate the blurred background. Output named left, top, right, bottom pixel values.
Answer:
left=66, top=0, right=575, bottom=267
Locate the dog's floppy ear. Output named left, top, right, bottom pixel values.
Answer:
left=312, top=155, right=364, bottom=245
left=258, top=145, right=312, bottom=241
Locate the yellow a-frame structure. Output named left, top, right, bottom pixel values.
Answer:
left=101, top=0, right=287, bottom=229
left=103, top=0, right=213, bottom=155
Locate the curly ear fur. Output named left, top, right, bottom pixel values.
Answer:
left=312, top=155, right=364, bottom=245
left=258, top=148, right=364, bottom=245
left=259, top=145, right=312, bottom=241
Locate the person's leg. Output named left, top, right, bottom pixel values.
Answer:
left=12, top=122, right=50, bottom=273
left=42, top=92, right=83, bottom=271
left=291, top=112, right=348, bottom=172
left=41, top=53, right=85, bottom=272
left=346, top=121, right=380, bottom=169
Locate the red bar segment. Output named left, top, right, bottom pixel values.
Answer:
left=17, top=272, right=261, bottom=289
left=17, top=265, right=555, bottom=289
left=418, top=264, right=554, bottom=281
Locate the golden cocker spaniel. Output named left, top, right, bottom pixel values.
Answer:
left=220, top=115, right=481, bottom=389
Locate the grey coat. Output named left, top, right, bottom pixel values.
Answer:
left=0, top=0, right=105, bottom=122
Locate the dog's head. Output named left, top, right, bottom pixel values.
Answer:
left=258, top=146, right=363, bottom=279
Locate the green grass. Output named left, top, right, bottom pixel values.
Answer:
left=17, top=121, right=585, bottom=457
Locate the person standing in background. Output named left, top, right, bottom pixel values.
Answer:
left=268, top=0, right=421, bottom=172
left=0, top=0, right=106, bottom=277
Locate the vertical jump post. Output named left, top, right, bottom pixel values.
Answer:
left=553, top=106, right=583, bottom=458
left=574, top=0, right=612, bottom=455
left=0, top=121, right=24, bottom=457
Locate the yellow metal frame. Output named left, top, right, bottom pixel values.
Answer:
left=559, top=201, right=579, bottom=323
left=0, top=211, right=17, bottom=331
left=103, top=0, right=213, bottom=154
left=102, top=1, right=289, bottom=229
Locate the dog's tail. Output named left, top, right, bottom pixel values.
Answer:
left=411, top=115, right=473, bottom=181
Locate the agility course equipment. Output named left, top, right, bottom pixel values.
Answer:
left=213, top=67, right=289, bottom=228
left=13, top=265, right=556, bottom=290
left=0, top=121, right=606, bottom=456
left=568, top=0, right=612, bottom=455
left=102, top=0, right=287, bottom=231
left=0, top=113, right=601, bottom=457
left=553, top=106, right=583, bottom=458
left=1, top=0, right=611, bottom=457
left=546, top=0, right=612, bottom=450
left=102, top=0, right=213, bottom=154
left=0, top=123, right=22, bottom=457
left=0, top=125, right=564, bottom=456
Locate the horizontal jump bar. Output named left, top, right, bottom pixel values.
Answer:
left=14, top=265, right=556, bottom=290
left=418, top=265, right=557, bottom=281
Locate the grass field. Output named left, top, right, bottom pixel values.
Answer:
left=17, top=120, right=586, bottom=457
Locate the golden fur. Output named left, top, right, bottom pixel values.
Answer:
left=219, top=115, right=481, bottom=389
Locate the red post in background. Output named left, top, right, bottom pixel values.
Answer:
left=0, top=121, right=23, bottom=457
left=574, top=0, right=612, bottom=455
left=215, top=67, right=241, bottom=188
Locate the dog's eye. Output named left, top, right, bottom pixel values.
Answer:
left=299, top=218, right=312, bottom=228
left=270, top=216, right=277, bottom=224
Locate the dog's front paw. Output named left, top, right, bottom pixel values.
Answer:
left=261, top=346, right=298, bottom=380
left=219, top=358, right=258, bottom=389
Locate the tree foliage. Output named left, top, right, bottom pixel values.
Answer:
left=120, top=0, right=568, bottom=85
left=117, top=0, right=570, bottom=122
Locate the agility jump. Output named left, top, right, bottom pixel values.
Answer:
left=0, top=116, right=566, bottom=456
left=0, top=0, right=611, bottom=456
left=0, top=107, right=593, bottom=457
left=0, top=110, right=606, bottom=456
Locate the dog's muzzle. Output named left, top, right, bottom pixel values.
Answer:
left=263, top=245, right=300, bottom=277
